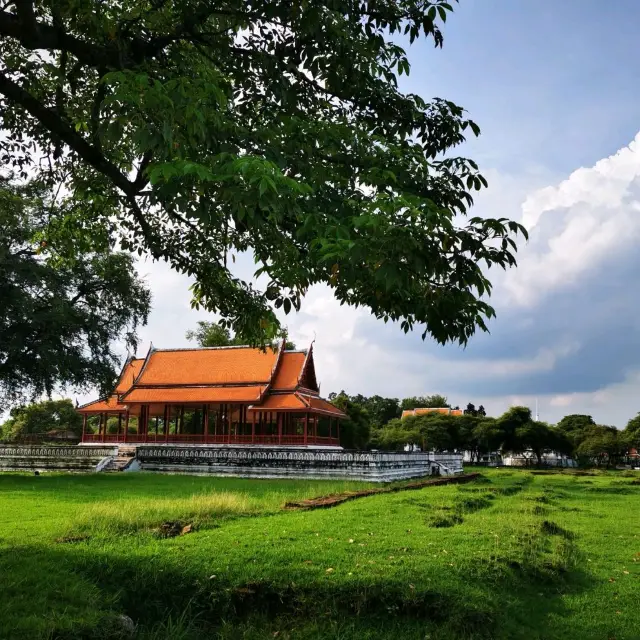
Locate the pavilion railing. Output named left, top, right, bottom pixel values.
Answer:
left=82, top=433, right=340, bottom=446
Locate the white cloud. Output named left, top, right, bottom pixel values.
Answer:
left=505, top=131, right=640, bottom=305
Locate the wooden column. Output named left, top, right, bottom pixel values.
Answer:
left=203, top=404, right=209, bottom=444
left=278, top=412, right=282, bottom=444
left=123, top=411, right=129, bottom=443
left=100, top=413, right=105, bottom=441
left=179, top=405, right=185, bottom=435
left=164, top=404, right=170, bottom=442
left=251, top=410, right=256, bottom=444
left=118, top=413, right=123, bottom=440
left=337, top=420, right=340, bottom=446
left=304, top=412, right=308, bottom=445
left=82, top=414, right=87, bottom=442
left=142, top=405, right=148, bottom=442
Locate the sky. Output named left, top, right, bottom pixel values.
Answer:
left=82, top=0, right=640, bottom=427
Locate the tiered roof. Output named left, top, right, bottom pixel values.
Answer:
left=78, top=342, right=344, bottom=417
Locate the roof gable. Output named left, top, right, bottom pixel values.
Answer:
left=298, top=345, right=319, bottom=392
left=134, top=346, right=279, bottom=387
left=272, top=352, right=306, bottom=390
left=115, top=358, right=144, bottom=395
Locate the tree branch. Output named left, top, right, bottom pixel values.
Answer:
left=0, top=70, right=136, bottom=197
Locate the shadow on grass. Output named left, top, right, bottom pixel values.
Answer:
left=0, top=521, right=597, bottom=640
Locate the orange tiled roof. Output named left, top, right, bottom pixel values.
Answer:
left=122, top=385, right=267, bottom=404
left=249, top=393, right=345, bottom=416
left=79, top=342, right=342, bottom=416
left=272, top=352, right=306, bottom=390
left=115, top=358, right=144, bottom=394
left=134, top=347, right=279, bottom=386
left=301, top=395, right=346, bottom=416
left=248, top=392, right=308, bottom=411
left=78, top=395, right=126, bottom=413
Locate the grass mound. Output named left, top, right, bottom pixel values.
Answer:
left=1, top=470, right=639, bottom=639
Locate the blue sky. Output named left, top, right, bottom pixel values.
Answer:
left=100, top=1, right=640, bottom=428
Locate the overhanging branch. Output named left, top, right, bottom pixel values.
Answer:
left=0, top=70, right=136, bottom=196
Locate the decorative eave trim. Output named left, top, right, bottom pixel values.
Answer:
left=297, top=341, right=317, bottom=390
left=77, top=395, right=111, bottom=410
left=119, top=382, right=269, bottom=401
left=133, top=342, right=155, bottom=386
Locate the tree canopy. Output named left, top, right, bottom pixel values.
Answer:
left=401, top=394, right=449, bottom=410
left=0, top=178, right=151, bottom=408
left=0, top=0, right=526, bottom=345
left=186, top=320, right=296, bottom=350
left=0, top=398, right=82, bottom=442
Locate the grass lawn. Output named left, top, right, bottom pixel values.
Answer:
left=1, top=469, right=639, bottom=639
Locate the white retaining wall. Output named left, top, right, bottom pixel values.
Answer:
left=0, top=445, right=117, bottom=472
left=135, top=446, right=463, bottom=481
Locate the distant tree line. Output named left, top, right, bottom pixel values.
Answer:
left=326, top=392, right=640, bottom=467
left=3, top=392, right=640, bottom=469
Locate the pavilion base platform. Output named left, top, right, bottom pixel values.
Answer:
left=0, top=445, right=117, bottom=472
left=135, top=445, right=463, bottom=481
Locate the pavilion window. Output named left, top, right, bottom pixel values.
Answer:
left=142, top=407, right=156, bottom=437
left=207, top=405, right=220, bottom=437
left=229, top=404, right=241, bottom=436
left=293, top=415, right=305, bottom=436
left=166, top=405, right=179, bottom=435
left=128, top=414, right=139, bottom=435
left=86, top=415, right=100, bottom=435
left=317, top=416, right=330, bottom=439
left=183, top=407, right=200, bottom=435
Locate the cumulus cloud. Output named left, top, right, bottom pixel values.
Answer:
left=506, top=131, right=640, bottom=305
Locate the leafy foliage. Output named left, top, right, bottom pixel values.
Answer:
left=623, top=412, right=640, bottom=449
left=401, top=394, right=449, bottom=410
left=0, top=398, right=82, bottom=442
left=0, top=0, right=527, bottom=345
left=0, top=178, right=151, bottom=408
left=574, top=425, right=624, bottom=468
left=185, top=320, right=296, bottom=350
left=328, top=392, right=371, bottom=450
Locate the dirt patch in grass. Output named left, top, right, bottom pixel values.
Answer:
left=283, top=473, right=480, bottom=510
left=540, top=520, right=574, bottom=539
left=55, top=534, right=90, bottom=544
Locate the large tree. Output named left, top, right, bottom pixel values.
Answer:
left=186, top=320, right=296, bottom=349
left=0, top=0, right=527, bottom=345
left=0, top=178, right=151, bottom=407
left=0, top=398, right=82, bottom=442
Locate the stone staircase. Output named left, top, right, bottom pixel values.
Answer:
left=102, top=445, right=138, bottom=472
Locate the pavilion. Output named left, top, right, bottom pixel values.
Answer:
left=78, top=341, right=345, bottom=447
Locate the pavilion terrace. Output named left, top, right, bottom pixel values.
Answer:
left=78, top=342, right=345, bottom=447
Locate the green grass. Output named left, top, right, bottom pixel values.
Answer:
left=1, top=470, right=639, bottom=639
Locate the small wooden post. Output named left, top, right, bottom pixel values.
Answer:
left=179, top=405, right=185, bottom=435
left=118, top=413, right=122, bottom=441
left=251, top=410, right=256, bottom=444
left=123, top=411, right=129, bottom=443
left=82, top=414, right=87, bottom=442
left=203, top=404, right=209, bottom=444
left=277, top=412, right=282, bottom=445
left=164, top=404, right=170, bottom=442
left=304, top=412, right=308, bottom=445
left=143, top=405, right=148, bottom=443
